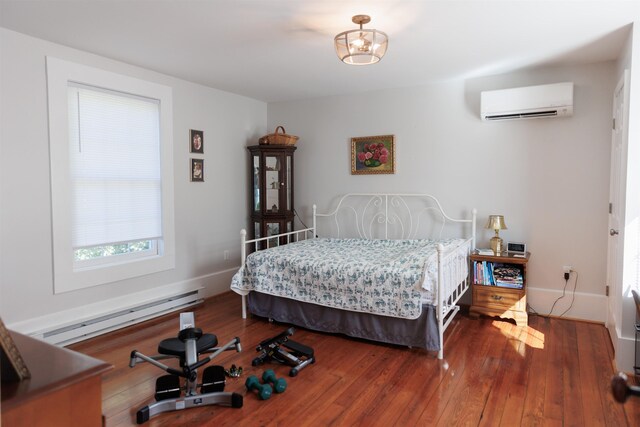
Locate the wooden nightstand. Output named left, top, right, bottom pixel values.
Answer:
left=469, top=251, right=530, bottom=326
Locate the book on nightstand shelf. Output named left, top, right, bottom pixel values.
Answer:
left=476, top=248, right=494, bottom=256
left=473, top=260, right=495, bottom=285
left=472, top=260, right=524, bottom=289
left=493, top=263, right=524, bottom=289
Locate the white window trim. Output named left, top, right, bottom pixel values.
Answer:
left=47, top=57, right=175, bottom=293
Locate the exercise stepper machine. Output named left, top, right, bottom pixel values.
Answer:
left=129, top=313, right=243, bottom=424
left=252, top=327, right=315, bottom=377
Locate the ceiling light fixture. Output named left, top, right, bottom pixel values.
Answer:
left=334, top=15, right=388, bottom=65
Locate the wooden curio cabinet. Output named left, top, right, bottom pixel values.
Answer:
left=247, top=145, right=296, bottom=247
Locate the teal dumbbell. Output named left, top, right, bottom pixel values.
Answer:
left=262, top=369, right=287, bottom=393
left=245, top=375, right=272, bottom=400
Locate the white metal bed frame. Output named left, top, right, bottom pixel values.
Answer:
left=238, top=193, right=477, bottom=359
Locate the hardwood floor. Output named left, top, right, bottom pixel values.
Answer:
left=69, top=292, right=640, bottom=426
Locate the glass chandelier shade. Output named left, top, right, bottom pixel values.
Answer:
left=334, top=15, right=388, bottom=65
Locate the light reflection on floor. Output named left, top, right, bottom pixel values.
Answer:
left=492, top=319, right=545, bottom=358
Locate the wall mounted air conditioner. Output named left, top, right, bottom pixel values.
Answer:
left=480, top=82, right=573, bottom=121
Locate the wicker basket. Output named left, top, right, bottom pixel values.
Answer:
left=259, top=126, right=299, bottom=146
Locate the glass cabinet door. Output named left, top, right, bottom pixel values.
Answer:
left=253, top=155, right=260, bottom=212
left=266, top=222, right=280, bottom=248
left=265, top=155, right=281, bottom=213
left=286, top=154, right=292, bottom=211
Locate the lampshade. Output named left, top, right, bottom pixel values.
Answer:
left=334, top=15, right=388, bottom=65
left=485, top=215, right=507, bottom=231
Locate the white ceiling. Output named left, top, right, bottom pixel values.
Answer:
left=0, top=1, right=638, bottom=103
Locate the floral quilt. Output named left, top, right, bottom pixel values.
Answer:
left=231, top=238, right=468, bottom=319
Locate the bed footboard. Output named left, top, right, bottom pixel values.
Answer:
left=239, top=227, right=315, bottom=319
left=436, top=238, right=473, bottom=359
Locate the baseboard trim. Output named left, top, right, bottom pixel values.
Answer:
left=613, top=326, right=636, bottom=373
left=526, top=286, right=607, bottom=323
left=7, top=267, right=241, bottom=341
left=200, top=267, right=239, bottom=299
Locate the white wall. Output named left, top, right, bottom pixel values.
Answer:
left=0, top=28, right=266, bottom=330
left=268, top=62, right=616, bottom=321
left=617, top=23, right=640, bottom=373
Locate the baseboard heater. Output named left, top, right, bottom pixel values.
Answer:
left=39, top=290, right=203, bottom=346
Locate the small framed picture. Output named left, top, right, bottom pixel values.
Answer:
left=351, top=134, right=396, bottom=175
left=190, top=129, right=204, bottom=154
left=0, top=317, right=31, bottom=382
left=191, top=158, right=204, bottom=182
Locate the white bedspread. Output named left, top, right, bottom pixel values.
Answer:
left=231, top=238, right=469, bottom=319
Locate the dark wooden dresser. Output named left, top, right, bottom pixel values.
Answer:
left=1, top=331, right=112, bottom=427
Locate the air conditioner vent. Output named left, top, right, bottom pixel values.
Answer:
left=484, top=110, right=559, bottom=121
left=481, top=82, right=573, bottom=121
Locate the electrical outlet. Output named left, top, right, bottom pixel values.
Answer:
left=563, top=266, right=572, bottom=274
left=224, top=250, right=230, bottom=260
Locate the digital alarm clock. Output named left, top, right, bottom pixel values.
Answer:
left=507, top=242, right=526, bottom=254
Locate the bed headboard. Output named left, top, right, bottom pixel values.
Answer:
left=313, top=193, right=476, bottom=246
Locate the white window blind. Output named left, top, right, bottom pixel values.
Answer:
left=67, top=83, right=162, bottom=249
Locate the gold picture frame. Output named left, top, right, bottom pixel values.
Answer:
left=0, top=317, right=30, bottom=382
left=351, top=134, right=395, bottom=175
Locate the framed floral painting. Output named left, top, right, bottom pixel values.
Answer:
left=351, top=134, right=395, bottom=175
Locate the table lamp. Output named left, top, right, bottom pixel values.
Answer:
left=486, top=215, right=507, bottom=255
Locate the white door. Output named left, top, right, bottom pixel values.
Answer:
left=606, top=70, right=629, bottom=343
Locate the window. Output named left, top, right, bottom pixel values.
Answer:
left=47, top=57, right=175, bottom=293
left=67, top=84, right=162, bottom=268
